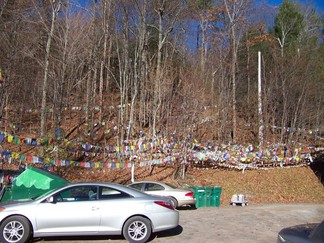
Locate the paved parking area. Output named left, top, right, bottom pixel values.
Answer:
left=37, top=204, right=324, bottom=243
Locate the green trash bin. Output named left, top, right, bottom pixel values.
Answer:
left=190, top=186, right=222, bottom=208
left=191, top=186, right=206, bottom=208
left=191, top=186, right=219, bottom=208
left=204, top=187, right=213, bottom=207
left=211, top=187, right=222, bottom=207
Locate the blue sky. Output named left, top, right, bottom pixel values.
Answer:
left=77, top=0, right=324, bottom=11
left=266, top=0, right=324, bottom=10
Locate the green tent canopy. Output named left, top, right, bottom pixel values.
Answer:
left=1, top=166, right=69, bottom=202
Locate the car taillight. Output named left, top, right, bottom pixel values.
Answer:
left=185, top=192, right=194, bottom=197
left=154, top=201, right=175, bottom=210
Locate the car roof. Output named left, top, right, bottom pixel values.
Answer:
left=130, top=181, right=167, bottom=185
left=47, top=182, right=157, bottom=198
left=129, top=181, right=181, bottom=190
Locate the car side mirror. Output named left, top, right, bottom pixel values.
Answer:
left=46, top=196, right=54, bottom=203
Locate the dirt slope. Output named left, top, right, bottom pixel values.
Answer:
left=60, top=165, right=324, bottom=206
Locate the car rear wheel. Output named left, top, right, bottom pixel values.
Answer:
left=123, top=216, right=151, bottom=243
left=0, top=216, right=31, bottom=243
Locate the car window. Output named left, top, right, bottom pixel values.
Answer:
left=145, top=183, right=164, bottom=191
left=98, top=186, right=131, bottom=200
left=52, top=185, right=98, bottom=202
left=129, top=183, right=144, bottom=191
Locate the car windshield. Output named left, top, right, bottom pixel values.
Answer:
left=310, top=221, right=324, bottom=240
left=33, top=187, right=65, bottom=200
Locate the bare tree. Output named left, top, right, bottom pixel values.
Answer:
left=99, top=0, right=113, bottom=121
left=222, top=0, right=252, bottom=143
left=127, top=0, right=148, bottom=139
left=151, top=0, right=187, bottom=136
left=39, top=0, right=62, bottom=137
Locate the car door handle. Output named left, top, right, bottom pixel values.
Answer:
left=92, top=206, right=100, bottom=211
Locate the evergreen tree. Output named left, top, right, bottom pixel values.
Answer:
left=272, top=0, right=304, bottom=56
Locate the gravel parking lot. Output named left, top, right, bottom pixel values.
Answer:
left=37, top=204, right=324, bottom=243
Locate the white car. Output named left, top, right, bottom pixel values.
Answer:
left=0, top=182, right=179, bottom=243
left=128, top=181, right=196, bottom=208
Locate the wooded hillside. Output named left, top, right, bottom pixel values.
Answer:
left=0, top=1, right=323, bottom=190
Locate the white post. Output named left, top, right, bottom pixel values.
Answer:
left=258, top=51, right=264, bottom=147
left=131, top=162, right=135, bottom=183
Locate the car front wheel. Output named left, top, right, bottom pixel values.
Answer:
left=123, top=216, right=152, bottom=243
left=0, top=216, right=31, bottom=243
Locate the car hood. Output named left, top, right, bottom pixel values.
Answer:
left=0, top=199, right=34, bottom=207
left=278, top=223, right=319, bottom=242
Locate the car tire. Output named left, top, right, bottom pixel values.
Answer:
left=123, top=216, right=152, bottom=243
left=0, top=216, right=31, bottom=243
left=190, top=204, right=196, bottom=209
left=170, top=197, right=178, bottom=208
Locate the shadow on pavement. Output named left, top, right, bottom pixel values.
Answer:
left=177, top=205, right=197, bottom=210
left=150, top=225, right=183, bottom=241
left=33, top=235, right=125, bottom=242
left=33, top=226, right=183, bottom=242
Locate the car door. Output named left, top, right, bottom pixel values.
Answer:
left=35, top=185, right=101, bottom=234
left=97, top=186, right=134, bottom=232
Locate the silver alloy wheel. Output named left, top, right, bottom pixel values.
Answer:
left=123, top=216, right=151, bottom=243
left=3, top=220, right=25, bottom=243
left=127, top=220, right=148, bottom=241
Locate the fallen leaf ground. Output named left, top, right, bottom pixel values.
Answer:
left=59, top=164, right=324, bottom=206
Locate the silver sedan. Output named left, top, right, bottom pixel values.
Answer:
left=128, top=181, right=196, bottom=208
left=0, top=182, right=179, bottom=243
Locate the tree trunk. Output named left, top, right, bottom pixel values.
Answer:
left=99, top=0, right=112, bottom=121
left=40, top=1, right=61, bottom=137
left=152, top=6, right=164, bottom=137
